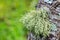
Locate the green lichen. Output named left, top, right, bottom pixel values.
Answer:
left=20, top=8, right=52, bottom=37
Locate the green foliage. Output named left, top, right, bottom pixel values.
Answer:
left=20, top=8, right=52, bottom=37
left=0, top=0, right=43, bottom=40
left=0, top=0, right=35, bottom=40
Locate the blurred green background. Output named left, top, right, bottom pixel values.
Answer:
left=0, top=0, right=38, bottom=40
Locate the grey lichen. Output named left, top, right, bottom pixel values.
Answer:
left=20, top=8, right=52, bottom=37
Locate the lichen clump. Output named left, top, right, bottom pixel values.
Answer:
left=20, top=9, right=51, bottom=37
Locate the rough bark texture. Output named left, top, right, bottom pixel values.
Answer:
left=28, top=0, right=60, bottom=40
